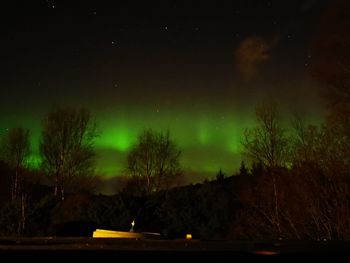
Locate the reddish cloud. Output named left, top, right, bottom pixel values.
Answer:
left=234, top=36, right=270, bottom=80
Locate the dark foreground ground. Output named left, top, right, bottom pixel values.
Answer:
left=0, top=237, right=349, bottom=260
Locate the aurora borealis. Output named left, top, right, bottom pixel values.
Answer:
left=1, top=103, right=258, bottom=176
left=0, top=97, right=323, bottom=179
left=0, top=0, right=330, bottom=179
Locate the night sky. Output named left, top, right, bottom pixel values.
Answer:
left=0, top=1, right=331, bottom=179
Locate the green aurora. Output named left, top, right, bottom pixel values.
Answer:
left=1, top=104, right=324, bottom=179
left=1, top=106, right=256, bottom=178
left=95, top=109, right=250, bottom=176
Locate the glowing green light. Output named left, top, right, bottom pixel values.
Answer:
left=26, top=154, right=41, bottom=169
left=2, top=105, right=321, bottom=178
left=113, top=128, right=134, bottom=151
left=198, top=128, right=210, bottom=145
left=97, top=125, right=136, bottom=152
left=197, top=119, right=211, bottom=145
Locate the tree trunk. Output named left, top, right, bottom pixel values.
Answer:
left=11, top=174, right=15, bottom=200
left=61, top=187, right=65, bottom=201
left=14, top=168, right=18, bottom=199
left=147, top=175, right=151, bottom=193
left=54, top=173, right=59, bottom=197
left=19, top=193, right=26, bottom=236
left=272, top=174, right=281, bottom=237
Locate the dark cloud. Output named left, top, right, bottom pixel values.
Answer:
left=234, top=36, right=271, bottom=80
left=301, top=0, right=321, bottom=12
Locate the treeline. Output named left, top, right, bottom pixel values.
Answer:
left=0, top=167, right=238, bottom=239
left=0, top=159, right=348, bottom=240
left=0, top=90, right=350, bottom=239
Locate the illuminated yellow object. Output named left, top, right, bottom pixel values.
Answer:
left=186, top=234, right=192, bottom=240
left=92, top=229, right=161, bottom=239
left=92, top=229, right=143, bottom=238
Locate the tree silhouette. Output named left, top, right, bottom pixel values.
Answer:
left=127, top=129, right=182, bottom=194
left=242, top=101, right=289, bottom=168
left=239, top=161, right=249, bottom=176
left=40, top=107, right=98, bottom=201
left=216, top=169, right=225, bottom=182
left=0, top=127, right=30, bottom=236
left=1, top=127, right=30, bottom=200
left=242, top=102, right=291, bottom=238
left=291, top=113, right=321, bottom=166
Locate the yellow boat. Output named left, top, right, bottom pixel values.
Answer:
left=93, top=221, right=162, bottom=239
left=92, top=229, right=162, bottom=239
left=92, top=229, right=144, bottom=238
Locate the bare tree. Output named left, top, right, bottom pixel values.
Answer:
left=242, top=102, right=290, bottom=238
left=234, top=162, right=350, bottom=240
left=1, top=127, right=30, bottom=236
left=1, top=127, right=30, bottom=200
left=40, top=107, right=98, bottom=200
left=243, top=102, right=289, bottom=168
left=291, top=113, right=322, bottom=166
left=127, top=129, right=182, bottom=194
